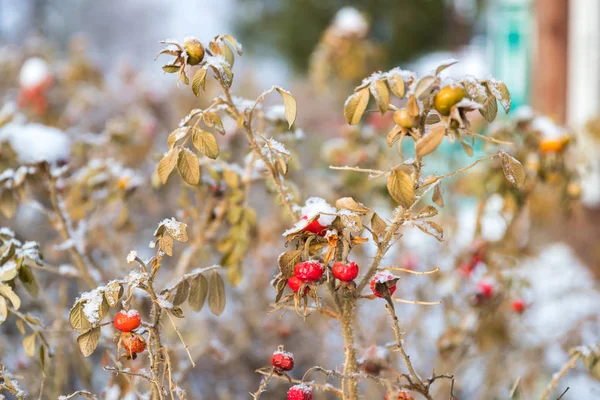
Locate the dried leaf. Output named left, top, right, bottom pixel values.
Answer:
left=162, top=64, right=180, bottom=73
left=168, top=127, right=189, bottom=148
left=415, top=75, right=436, bottom=100
left=407, top=95, right=420, bottom=117
left=22, top=333, right=36, bottom=357
left=278, top=250, right=301, bottom=279
left=192, top=128, right=219, bottom=159
left=344, top=88, right=369, bottom=125
left=157, top=147, right=180, bottom=184
left=172, top=279, right=190, bottom=306
left=371, top=213, right=387, bottom=236
left=177, top=149, right=200, bottom=185
left=77, top=327, right=101, bottom=357
left=208, top=272, right=226, bottom=316
left=275, top=87, right=297, bottom=128
left=188, top=274, right=208, bottom=312
left=18, top=266, right=38, bottom=297
left=69, top=301, right=92, bottom=332
left=340, top=211, right=363, bottom=232
left=479, top=96, right=498, bottom=122
left=456, top=135, right=474, bottom=157
left=370, top=80, right=390, bottom=113
left=417, top=205, right=438, bottom=219
left=435, top=59, right=459, bottom=75
left=203, top=112, right=226, bottom=135
left=415, top=220, right=444, bottom=241
left=162, top=219, right=189, bottom=242
left=160, top=235, right=174, bottom=256
left=104, top=281, right=122, bottom=307
left=387, top=74, right=405, bottom=98
left=178, top=68, right=189, bottom=85
left=222, top=169, right=240, bottom=188
left=416, top=126, right=446, bottom=157
left=222, top=34, right=243, bottom=55
left=0, top=283, right=20, bottom=310
left=489, top=80, right=511, bottom=113
left=335, top=197, right=370, bottom=214
left=500, top=152, right=526, bottom=188
left=433, top=183, right=444, bottom=207
left=386, top=125, right=405, bottom=147
left=387, top=169, right=415, bottom=208
left=425, top=113, right=441, bottom=125
left=191, top=68, right=207, bottom=96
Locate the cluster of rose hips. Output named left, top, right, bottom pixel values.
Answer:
left=472, top=281, right=527, bottom=314
left=113, top=309, right=146, bottom=358
left=269, top=347, right=313, bottom=400
left=384, top=390, right=415, bottom=400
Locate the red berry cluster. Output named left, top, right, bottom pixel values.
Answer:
left=384, top=390, right=414, bottom=400
left=113, top=309, right=146, bottom=357
left=458, top=239, right=488, bottom=276
left=287, top=384, right=312, bottom=400
left=288, top=261, right=324, bottom=293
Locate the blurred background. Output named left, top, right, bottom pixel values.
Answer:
left=1, top=0, right=600, bottom=399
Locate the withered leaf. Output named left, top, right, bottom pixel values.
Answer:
left=158, top=147, right=180, bottom=184
left=104, top=281, right=122, bottom=307
left=278, top=250, right=301, bottom=279
left=160, top=235, right=174, bottom=256
left=69, top=301, right=92, bottom=332
left=188, top=274, right=208, bottom=312
left=0, top=283, right=20, bottom=310
left=275, top=87, right=297, bottom=128
left=339, top=211, right=363, bottom=232
left=417, top=205, right=438, bottom=219
left=479, top=96, right=498, bottom=122
left=335, top=197, right=370, bottom=214
left=387, top=74, right=405, bottom=98
left=18, top=266, right=38, bottom=297
left=22, top=333, right=36, bottom=357
left=489, top=80, right=511, bottom=113
left=415, top=75, right=436, bottom=100
left=415, top=220, right=444, bottom=241
left=416, top=126, right=446, bottom=157
left=178, top=68, right=189, bottom=85
left=172, top=279, right=190, bottom=306
left=162, top=64, right=180, bottom=73
left=500, top=152, right=526, bottom=188
left=425, top=113, right=441, bottom=125
left=433, top=183, right=445, bottom=207
left=344, top=87, right=369, bottom=125
left=208, top=272, right=226, bottom=316
left=387, top=169, right=415, bottom=208
left=386, top=125, right=405, bottom=147
left=371, top=213, right=387, bottom=236
left=435, top=59, right=459, bottom=75
left=203, top=112, right=226, bottom=135
left=192, top=128, right=219, bottom=159
left=0, top=297, right=6, bottom=324
left=177, top=149, right=200, bottom=185
left=77, top=327, right=101, bottom=357
left=457, top=135, right=474, bottom=157
left=370, top=80, right=390, bottom=114
left=191, top=68, right=207, bottom=96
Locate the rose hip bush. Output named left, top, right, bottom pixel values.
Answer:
left=0, top=25, right=598, bottom=400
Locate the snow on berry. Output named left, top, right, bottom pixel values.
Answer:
left=113, top=309, right=142, bottom=332
left=332, top=261, right=359, bottom=282
left=271, top=348, right=294, bottom=371
left=283, top=197, right=336, bottom=237
left=294, top=261, right=324, bottom=282
left=0, top=123, right=70, bottom=164
left=370, top=271, right=398, bottom=298
left=287, top=383, right=312, bottom=400
left=19, top=57, right=51, bottom=88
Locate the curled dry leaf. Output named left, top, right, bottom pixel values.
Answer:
left=387, top=169, right=415, bottom=208
left=479, top=95, right=498, bottom=122
left=188, top=274, right=209, bottom=312
left=369, top=80, right=390, bottom=114
left=77, top=327, right=101, bottom=357
left=433, top=183, right=445, bottom=207
left=386, top=125, right=405, bottom=147
left=278, top=250, right=302, bottom=279
left=177, top=149, right=200, bottom=186
left=415, top=220, right=444, bottom=241
left=416, top=126, right=446, bottom=157
left=191, top=68, right=207, bottom=96
left=192, top=128, right=220, bottom=159
left=157, top=147, right=180, bottom=184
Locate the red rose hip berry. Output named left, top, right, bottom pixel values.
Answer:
left=476, top=281, right=494, bottom=299
left=301, top=215, right=327, bottom=236
left=113, top=310, right=141, bottom=332
left=123, top=334, right=146, bottom=354
left=287, top=275, right=307, bottom=293
left=512, top=298, right=526, bottom=313
left=370, top=271, right=398, bottom=298
left=287, top=384, right=313, bottom=400
left=332, top=261, right=359, bottom=282
left=384, top=390, right=415, bottom=400
left=271, top=348, right=294, bottom=371
left=294, top=261, right=324, bottom=282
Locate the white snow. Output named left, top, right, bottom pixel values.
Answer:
left=0, top=123, right=70, bottom=164
left=301, top=197, right=336, bottom=226
left=332, top=7, right=368, bottom=36
left=19, top=57, right=50, bottom=88
left=530, top=116, right=566, bottom=139
left=126, top=250, right=137, bottom=264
